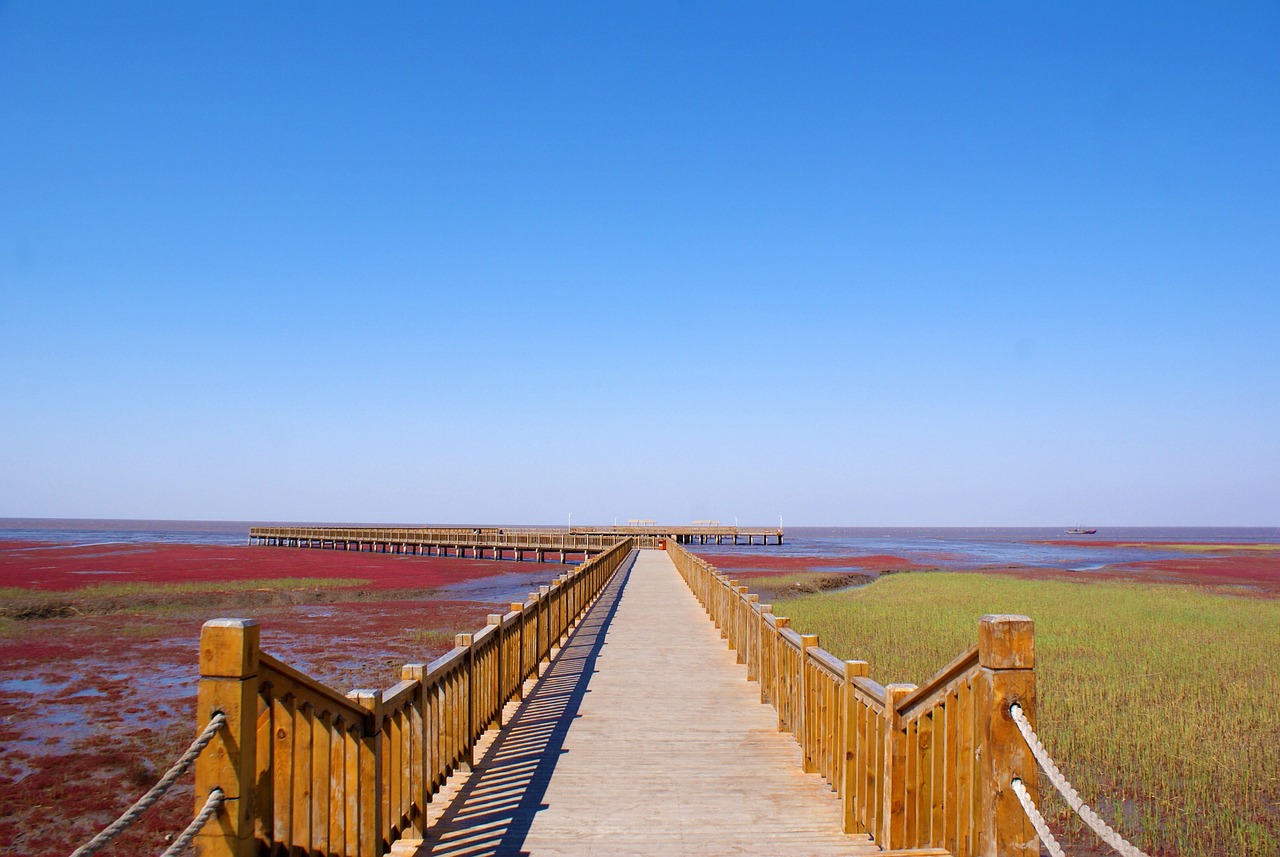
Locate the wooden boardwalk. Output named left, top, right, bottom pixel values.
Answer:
left=404, top=549, right=877, bottom=856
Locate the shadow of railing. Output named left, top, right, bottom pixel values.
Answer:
left=418, top=551, right=636, bottom=856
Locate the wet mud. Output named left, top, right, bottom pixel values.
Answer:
left=0, top=540, right=565, bottom=856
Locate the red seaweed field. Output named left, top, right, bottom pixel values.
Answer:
left=696, top=543, right=1280, bottom=595
left=0, top=540, right=557, bottom=856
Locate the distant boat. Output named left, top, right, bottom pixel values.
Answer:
left=1066, top=527, right=1098, bottom=535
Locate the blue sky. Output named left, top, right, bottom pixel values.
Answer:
left=1, top=3, right=1277, bottom=526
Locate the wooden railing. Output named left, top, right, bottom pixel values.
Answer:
left=667, top=541, right=1039, bottom=857
left=192, top=539, right=635, bottom=857
left=249, top=526, right=632, bottom=552
left=249, top=524, right=783, bottom=551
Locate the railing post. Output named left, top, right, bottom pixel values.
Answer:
left=841, top=659, right=870, bottom=835
left=734, top=585, right=750, bottom=663
left=194, top=619, right=259, bottom=857
left=798, top=634, right=819, bottom=772
left=538, top=585, right=551, bottom=664
left=756, top=604, right=772, bottom=700
left=488, top=615, right=505, bottom=727
left=346, top=689, right=383, bottom=857
left=881, top=682, right=916, bottom=849
left=976, top=614, right=1038, bottom=856
left=511, top=602, right=526, bottom=698
left=455, top=633, right=475, bottom=770
left=399, top=665, right=428, bottom=839
left=772, top=617, right=789, bottom=727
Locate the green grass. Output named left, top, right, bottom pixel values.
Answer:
left=402, top=628, right=459, bottom=648
left=77, top=577, right=371, bottom=596
left=775, top=572, right=1280, bottom=856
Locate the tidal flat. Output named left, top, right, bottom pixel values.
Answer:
left=0, top=540, right=550, bottom=856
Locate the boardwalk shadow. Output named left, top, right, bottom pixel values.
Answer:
left=416, top=552, right=636, bottom=856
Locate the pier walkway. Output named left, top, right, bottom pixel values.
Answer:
left=411, top=549, right=875, bottom=856
left=182, top=538, right=1048, bottom=857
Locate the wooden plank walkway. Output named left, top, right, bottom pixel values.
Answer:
left=403, top=549, right=879, bottom=856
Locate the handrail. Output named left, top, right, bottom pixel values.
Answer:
left=192, top=538, right=634, bottom=857
left=895, top=644, right=979, bottom=717
left=665, top=540, right=1039, bottom=857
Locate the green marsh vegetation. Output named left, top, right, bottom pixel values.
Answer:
left=776, top=572, right=1280, bottom=856
left=0, top=578, right=374, bottom=621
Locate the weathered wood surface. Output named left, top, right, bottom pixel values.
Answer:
left=405, top=549, right=877, bottom=856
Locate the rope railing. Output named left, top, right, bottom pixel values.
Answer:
left=1011, top=778, right=1067, bottom=857
left=158, top=788, right=224, bottom=857
left=1009, top=703, right=1151, bottom=857
left=68, top=710, right=227, bottom=857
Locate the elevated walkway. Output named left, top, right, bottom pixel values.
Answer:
left=186, top=539, right=1043, bottom=857
left=406, top=549, right=876, bottom=856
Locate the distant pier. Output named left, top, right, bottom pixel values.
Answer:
left=248, top=524, right=783, bottom=564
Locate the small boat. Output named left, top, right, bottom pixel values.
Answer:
left=1066, top=527, right=1098, bottom=535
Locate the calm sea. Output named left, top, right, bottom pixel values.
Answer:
left=1, top=520, right=1276, bottom=572
left=699, top=526, right=1280, bottom=572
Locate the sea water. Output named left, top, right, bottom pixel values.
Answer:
left=2, top=520, right=1276, bottom=573
left=695, top=526, right=1280, bottom=571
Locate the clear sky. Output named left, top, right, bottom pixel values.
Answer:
left=1, top=3, right=1277, bottom=527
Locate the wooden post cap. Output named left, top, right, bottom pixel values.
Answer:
left=978, top=614, right=1035, bottom=669
left=199, top=618, right=259, bottom=677
left=775, top=617, right=790, bottom=628
left=510, top=602, right=525, bottom=613
left=843, top=659, right=870, bottom=679
left=885, top=682, right=917, bottom=703
left=487, top=614, right=503, bottom=625
left=455, top=633, right=473, bottom=648
left=402, top=663, right=426, bottom=681
left=800, top=633, right=819, bottom=648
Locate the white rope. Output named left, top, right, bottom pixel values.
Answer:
left=1011, top=778, right=1066, bottom=857
left=158, top=787, right=224, bottom=857
left=68, top=711, right=228, bottom=857
left=1009, top=704, right=1151, bottom=857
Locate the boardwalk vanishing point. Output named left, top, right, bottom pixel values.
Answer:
left=187, top=533, right=1046, bottom=857
left=415, top=549, right=876, bottom=856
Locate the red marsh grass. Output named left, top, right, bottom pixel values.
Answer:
left=775, top=572, right=1280, bottom=856
left=0, top=541, right=556, bottom=856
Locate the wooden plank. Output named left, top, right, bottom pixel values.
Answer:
left=344, top=719, right=361, bottom=857
left=311, top=710, right=330, bottom=857
left=905, top=715, right=918, bottom=846
left=956, top=679, right=973, bottom=857
left=253, top=690, right=273, bottom=846
left=329, top=715, right=346, bottom=852
left=931, top=704, right=945, bottom=847
left=944, top=688, right=958, bottom=855
left=271, top=695, right=293, bottom=846
left=420, top=549, right=874, bottom=856
left=916, top=712, right=933, bottom=847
